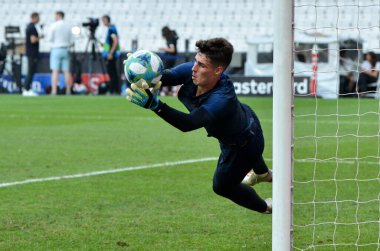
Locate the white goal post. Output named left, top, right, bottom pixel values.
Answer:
left=272, top=0, right=294, bottom=250
left=272, top=0, right=380, bottom=250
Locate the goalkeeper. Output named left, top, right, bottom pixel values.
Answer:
left=126, top=38, right=272, bottom=214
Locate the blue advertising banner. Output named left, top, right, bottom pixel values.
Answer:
left=1, top=74, right=310, bottom=96
left=1, top=74, right=66, bottom=94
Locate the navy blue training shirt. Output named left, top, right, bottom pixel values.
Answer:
left=25, top=23, right=39, bottom=58
left=154, top=62, right=250, bottom=144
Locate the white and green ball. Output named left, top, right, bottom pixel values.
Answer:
left=123, top=50, right=164, bottom=87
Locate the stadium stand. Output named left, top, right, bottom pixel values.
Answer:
left=0, top=0, right=379, bottom=54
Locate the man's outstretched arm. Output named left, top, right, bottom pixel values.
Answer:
left=126, top=82, right=212, bottom=132
left=154, top=102, right=212, bottom=132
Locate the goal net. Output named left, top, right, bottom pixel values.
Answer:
left=292, top=0, right=380, bottom=250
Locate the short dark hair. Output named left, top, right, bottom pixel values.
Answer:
left=161, top=26, right=171, bottom=38
left=195, top=38, right=234, bottom=69
left=366, top=51, right=378, bottom=67
left=31, top=12, right=39, bottom=19
left=56, top=11, right=64, bottom=19
left=102, top=15, right=111, bottom=23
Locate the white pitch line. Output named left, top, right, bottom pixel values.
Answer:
left=1, top=157, right=378, bottom=189
left=0, top=157, right=218, bottom=188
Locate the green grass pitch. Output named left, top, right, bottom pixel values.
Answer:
left=0, top=95, right=378, bottom=250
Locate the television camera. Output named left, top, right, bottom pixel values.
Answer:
left=82, top=17, right=99, bottom=34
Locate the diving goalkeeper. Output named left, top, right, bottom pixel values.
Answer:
left=126, top=38, right=272, bottom=214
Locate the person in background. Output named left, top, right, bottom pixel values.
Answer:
left=159, top=26, right=178, bottom=96
left=356, top=51, right=380, bottom=93
left=48, top=11, right=73, bottom=95
left=101, top=15, right=120, bottom=95
left=23, top=12, right=43, bottom=97
left=338, top=48, right=357, bottom=96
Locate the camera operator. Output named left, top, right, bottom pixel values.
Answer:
left=48, top=11, right=73, bottom=95
left=101, top=15, right=120, bottom=95
left=24, top=12, right=43, bottom=96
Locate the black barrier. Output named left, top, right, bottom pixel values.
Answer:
left=232, top=76, right=311, bottom=96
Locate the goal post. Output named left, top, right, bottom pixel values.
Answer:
left=272, top=0, right=294, bottom=250
left=272, top=0, right=380, bottom=250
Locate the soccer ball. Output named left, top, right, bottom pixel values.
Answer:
left=123, top=50, right=164, bottom=87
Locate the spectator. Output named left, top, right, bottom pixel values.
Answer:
left=101, top=15, right=120, bottom=95
left=23, top=12, right=43, bottom=97
left=48, top=11, right=73, bottom=95
left=338, top=49, right=357, bottom=95
left=159, top=26, right=178, bottom=68
left=159, top=26, right=178, bottom=95
left=357, top=51, right=380, bottom=93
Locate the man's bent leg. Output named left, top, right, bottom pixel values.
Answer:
left=242, top=157, right=272, bottom=186
left=213, top=175, right=268, bottom=213
left=212, top=145, right=269, bottom=213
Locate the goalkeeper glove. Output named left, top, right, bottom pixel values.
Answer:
left=126, top=80, right=162, bottom=110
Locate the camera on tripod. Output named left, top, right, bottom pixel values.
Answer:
left=82, top=17, right=99, bottom=34
left=81, top=16, right=108, bottom=95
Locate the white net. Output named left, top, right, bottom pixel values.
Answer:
left=293, top=0, right=380, bottom=250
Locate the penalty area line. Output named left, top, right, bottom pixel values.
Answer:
left=0, top=157, right=218, bottom=188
